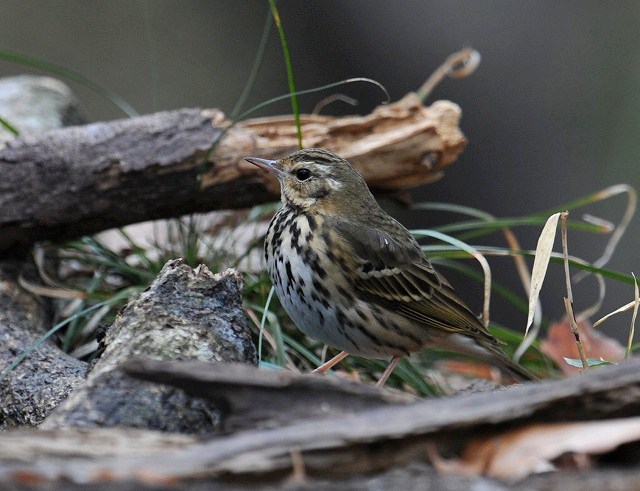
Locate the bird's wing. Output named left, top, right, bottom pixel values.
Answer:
left=330, top=218, right=492, bottom=338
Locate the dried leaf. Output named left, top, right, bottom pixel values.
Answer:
left=437, top=359, right=502, bottom=381
left=430, top=417, right=640, bottom=482
left=526, top=213, right=560, bottom=334
left=541, top=318, right=626, bottom=375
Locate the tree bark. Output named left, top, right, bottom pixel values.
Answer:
left=0, top=95, right=466, bottom=252
left=39, top=260, right=257, bottom=434
left=3, top=359, right=640, bottom=487
left=0, top=260, right=86, bottom=428
left=0, top=76, right=88, bottom=428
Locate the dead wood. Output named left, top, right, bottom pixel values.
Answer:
left=0, top=77, right=89, bottom=428
left=38, top=260, right=256, bottom=433
left=0, top=95, right=465, bottom=252
left=2, top=358, right=640, bottom=487
left=0, top=260, right=86, bottom=428
left=122, top=358, right=416, bottom=432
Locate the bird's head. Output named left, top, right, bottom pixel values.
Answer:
left=245, top=148, right=377, bottom=214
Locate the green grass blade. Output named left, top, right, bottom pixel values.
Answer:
left=257, top=285, right=277, bottom=365
left=233, top=78, right=389, bottom=123
left=0, top=290, right=133, bottom=382
left=268, top=0, right=302, bottom=148
left=433, top=258, right=530, bottom=315
left=351, top=358, right=441, bottom=396
left=435, top=217, right=605, bottom=236
left=0, top=116, right=19, bottom=135
left=61, top=271, right=108, bottom=352
left=0, top=47, right=138, bottom=117
left=413, top=201, right=495, bottom=220
left=231, top=10, right=273, bottom=119
left=422, top=244, right=638, bottom=285
left=281, top=335, right=323, bottom=367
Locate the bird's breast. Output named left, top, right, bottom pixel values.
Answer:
left=264, top=208, right=404, bottom=358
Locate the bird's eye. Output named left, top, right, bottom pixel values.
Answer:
left=295, top=168, right=312, bottom=181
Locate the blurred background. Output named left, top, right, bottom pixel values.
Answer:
left=1, top=0, right=638, bottom=340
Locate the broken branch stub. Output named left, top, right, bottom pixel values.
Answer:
left=210, top=94, right=466, bottom=193
left=0, top=95, right=465, bottom=251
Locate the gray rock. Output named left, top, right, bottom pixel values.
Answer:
left=0, top=75, right=85, bottom=142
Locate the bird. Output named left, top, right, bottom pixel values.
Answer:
left=245, top=148, right=536, bottom=386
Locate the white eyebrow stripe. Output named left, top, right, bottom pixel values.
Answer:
left=311, top=163, right=331, bottom=172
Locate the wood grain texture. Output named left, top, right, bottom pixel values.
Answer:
left=0, top=96, right=465, bottom=252
left=3, top=358, right=640, bottom=486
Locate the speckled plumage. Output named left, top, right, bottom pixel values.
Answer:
left=246, top=148, right=535, bottom=381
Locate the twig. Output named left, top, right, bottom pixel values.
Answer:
left=561, top=212, right=574, bottom=303
left=312, top=94, right=358, bottom=115
left=626, top=273, right=639, bottom=360
left=417, top=48, right=481, bottom=102
left=561, top=211, right=589, bottom=370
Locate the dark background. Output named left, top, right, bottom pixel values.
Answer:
left=1, top=1, right=638, bottom=339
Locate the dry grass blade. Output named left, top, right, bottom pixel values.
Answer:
left=17, top=275, right=87, bottom=300
left=574, top=184, right=636, bottom=282
left=627, top=273, right=639, bottom=359
left=575, top=274, right=605, bottom=323
left=415, top=230, right=492, bottom=326
left=525, top=213, right=560, bottom=335
left=512, top=217, right=541, bottom=360
left=417, top=47, right=481, bottom=101
left=312, top=94, right=358, bottom=114
left=561, top=212, right=573, bottom=301
left=594, top=300, right=638, bottom=327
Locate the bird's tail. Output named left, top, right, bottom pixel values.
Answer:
left=491, top=348, right=538, bottom=381
left=439, top=332, right=538, bottom=382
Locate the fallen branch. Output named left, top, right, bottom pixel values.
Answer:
left=39, top=260, right=257, bottom=433
left=0, top=95, right=465, bottom=252
left=123, top=358, right=416, bottom=433
left=0, top=260, right=86, bottom=428
left=3, top=358, right=640, bottom=486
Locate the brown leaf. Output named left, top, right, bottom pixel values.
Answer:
left=429, top=417, right=640, bottom=482
left=541, top=317, right=626, bottom=375
left=437, top=359, right=503, bottom=381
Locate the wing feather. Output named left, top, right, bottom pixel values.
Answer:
left=330, top=217, right=494, bottom=340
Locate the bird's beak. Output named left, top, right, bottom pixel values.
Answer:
left=244, top=157, right=284, bottom=177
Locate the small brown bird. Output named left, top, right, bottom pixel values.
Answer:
left=245, top=148, right=535, bottom=385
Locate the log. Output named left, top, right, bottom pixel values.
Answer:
left=3, top=358, right=640, bottom=487
left=122, top=358, right=416, bottom=432
left=39, top=260, right=257, bottom=433
left=0, top=260, right=87, bottom=428
left=0, top=95, right=466, bottom=252
left=0, top=77, right=89, bottom=427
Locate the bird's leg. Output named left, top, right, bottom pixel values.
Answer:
left=312, top=351, right=350, bottom=374
left=376, top=356, right=401, bottom=387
